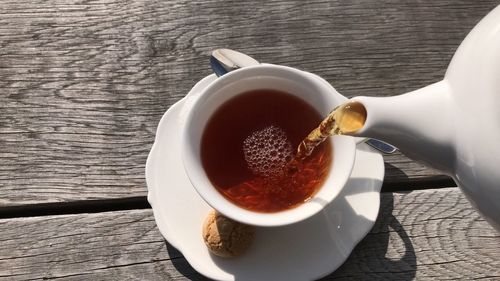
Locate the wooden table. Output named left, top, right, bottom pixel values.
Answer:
left=1, top=1, right=499, bottom=280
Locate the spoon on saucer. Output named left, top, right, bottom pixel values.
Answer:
left=209, top=48, right=397, bottom=154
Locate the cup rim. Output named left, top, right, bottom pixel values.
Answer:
left=181, top=64, right=356, bottom=227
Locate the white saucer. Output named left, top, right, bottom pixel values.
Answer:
left=146, top=74, right=384, bottom=281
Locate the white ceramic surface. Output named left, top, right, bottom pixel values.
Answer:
left=146, top=74, right=384, bottom=281
left=181, top=65, right=357, bottom=227
left=351, top=5, right=500, bottom=231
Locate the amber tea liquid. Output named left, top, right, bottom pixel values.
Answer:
left=201, top=89, right=332, bottom=213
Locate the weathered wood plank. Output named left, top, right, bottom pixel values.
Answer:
left=0, top=188, right=498, bottom=280
left=1, top=0, right=498, bottom=206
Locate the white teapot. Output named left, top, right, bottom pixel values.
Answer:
left=350, top=5, right=500, bottom=231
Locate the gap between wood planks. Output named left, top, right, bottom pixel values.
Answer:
left=0, top=197, right=150, bottom=220
left=0, top=178, right=456, bottom=219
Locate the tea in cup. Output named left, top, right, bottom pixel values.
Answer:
left=182, top=64, right=356, bottom=227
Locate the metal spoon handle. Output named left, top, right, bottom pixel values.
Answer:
left=210, top=49, right=259, bottom=76
left=365, top=139, right=397, bottom=153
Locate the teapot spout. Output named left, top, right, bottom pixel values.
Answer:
left=350, top=80, right=455, bottom=173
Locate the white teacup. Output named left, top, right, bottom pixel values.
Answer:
left=181, top=64, right=356, bottom=227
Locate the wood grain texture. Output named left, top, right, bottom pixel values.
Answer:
left=1, top=0, right=498, bottom=206
left=0, top=188, right=498, bottom=280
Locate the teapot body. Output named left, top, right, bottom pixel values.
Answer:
left=443, top=4, right=500, bottom=230
left=351, top=5, right=500, bottom=230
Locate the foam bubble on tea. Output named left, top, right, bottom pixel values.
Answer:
left=243, top=125, right=293, bottom=179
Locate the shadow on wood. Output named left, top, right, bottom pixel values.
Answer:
left=382, top=163, right=410, bottom=192
left=327, top=193, right=417, bottom=280
left=382, top=162, right=455, bottom=192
